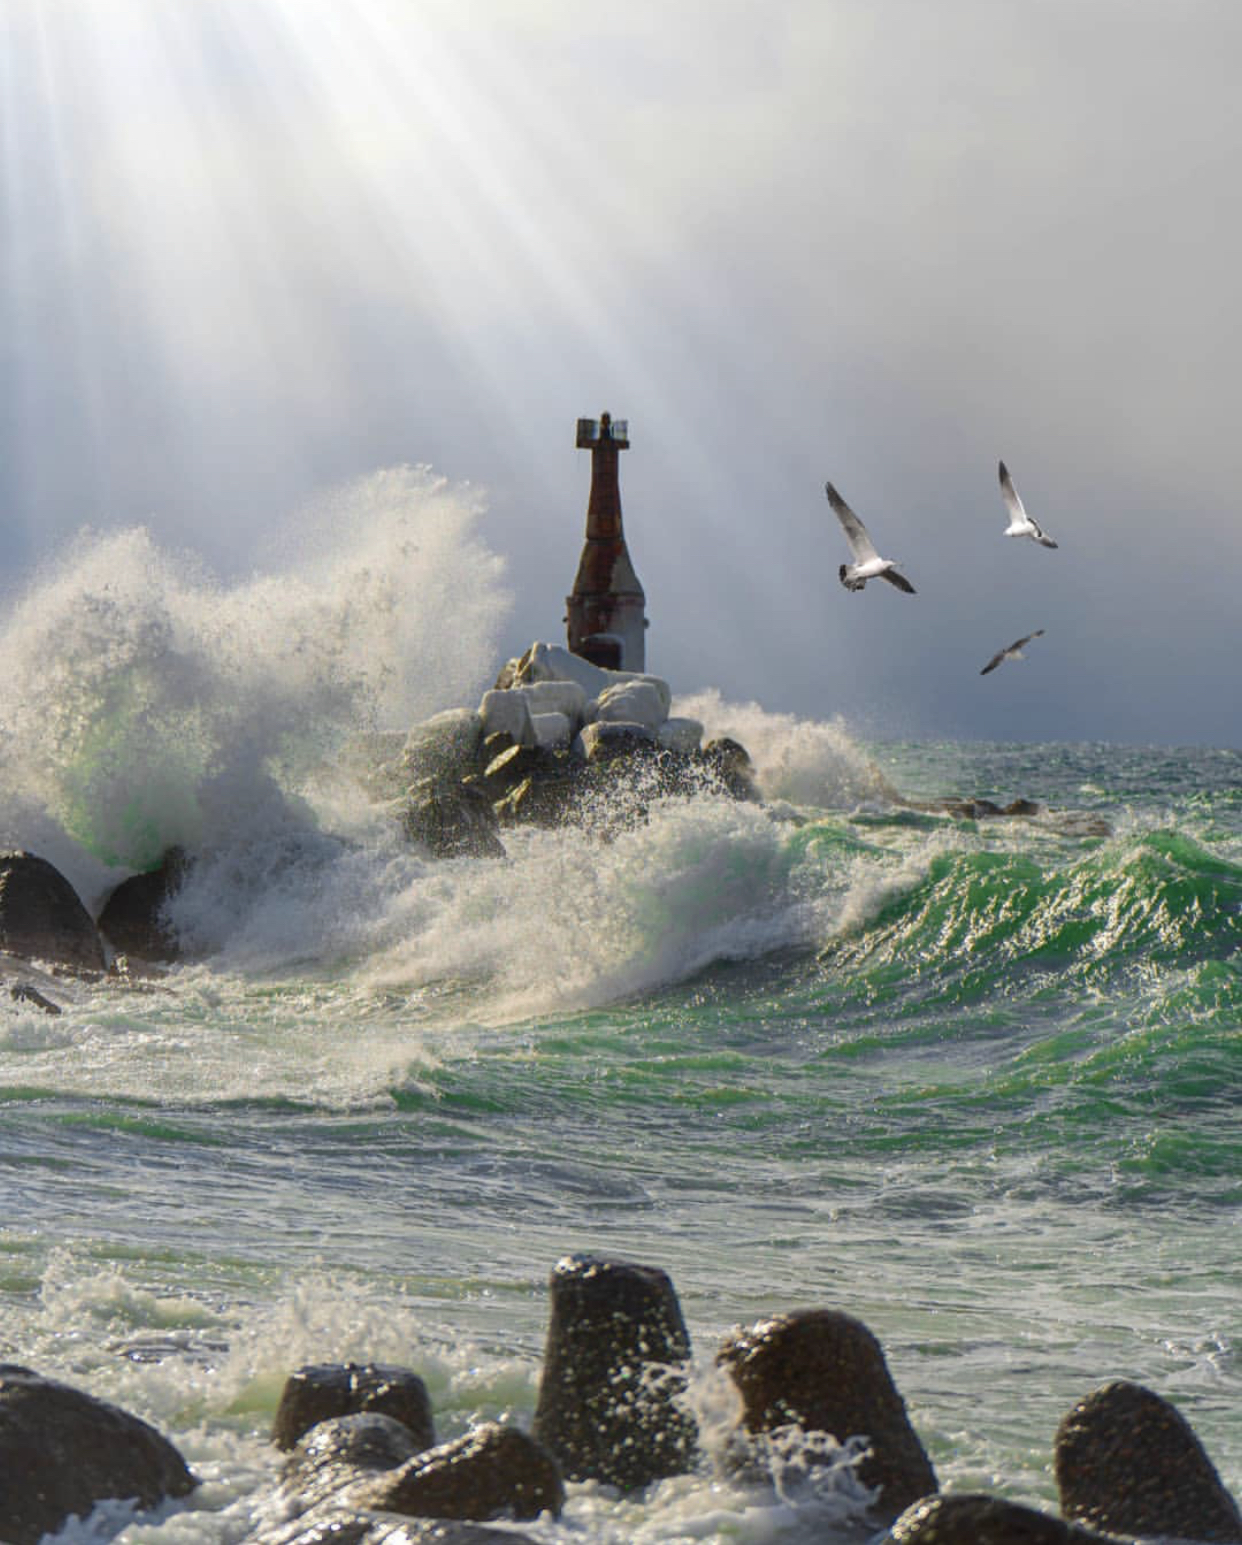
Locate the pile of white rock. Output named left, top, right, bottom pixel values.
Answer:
left=483, top=642, right=704, bottom=759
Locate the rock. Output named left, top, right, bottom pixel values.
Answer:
left=478, top=690, right=534, bottom=748
left=530, top=711, right=572, bottom=750
left=573, top=721, right=657, bottom=765
left=1004, top=799, right=1041, bottom=817
left=1055, top=1380, right=1242, bottom=1542
left=492, top=770, right=582, bottom=830
left=283, top=1413, right=423, bottom=1514
left=273, top=1364, right=435, bottom=1453
left=887, top=1492, right=1118, bottom=1544
left=517, top=679, right=588, bottom=725
left=398, top=779, right=505, bottom=860
left=9, top=982, right=62, bottom=1015
left=592, top=680, right=668, bottom=731
left=0, top=850, right=106, bottom=972
left=716, top=1309, right=937, bottom=1524
left=479, top=743, right=558, bottom=798
left=0, top=1364, right=196, bottom=1545
left=500, top=642, right=672, bottom=716
left=263, top=1509, right=541, bottom=1545
left=345, top=1423, right=563, bottom=1523
left=96, top=846, right=188, bottom=963
left=401, top=712, right=484, bottom=787
left=700, top=738, right=761, bottom=801
left=657, top=717, right=704, bottom=755
left=533, top=1254, right=697, bottom=1490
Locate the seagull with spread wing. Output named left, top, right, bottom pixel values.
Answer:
left=999, top=461, right=1057, bottom=548
left=824, top=482, right=916, bottom=593
left=980, top=629, right=1045, bottom=676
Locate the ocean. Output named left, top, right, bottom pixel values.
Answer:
left=1, top=475, right=1239, bottom=1544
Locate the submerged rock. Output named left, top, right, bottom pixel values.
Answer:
left=0, top=1364, right=196, bottom=1545
left=533, top=1254, right=697, bottom=1490
left=1055, top=1380, right=1242, bottom=1542
left=0, top=850, right=106, bottom=973
left=717, top=1308, right=937, bottom=1525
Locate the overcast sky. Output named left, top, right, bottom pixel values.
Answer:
left=3, top=0, right=1240, bottom=748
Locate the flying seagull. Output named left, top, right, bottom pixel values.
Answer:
left=999, top=461, right=1057, bottom=548
left=980, top=628, right=1045, bottom=676
left=824, top=482, right=916, bottom=593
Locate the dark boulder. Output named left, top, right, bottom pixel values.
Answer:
left=479, top=743, right=557, bottom=798
left=887, top=1492, right=1119, bottom=1545
left=1055, top=1380, right=1242, bottom=1542
left=574, top=721, right=656, bottom=766
left=716, top=1308, right=936, bottom=1524
left=96, top=846, right=189, bottom=963
left=0, top=850, right=106, bottom=972
left=265, top=1515, right=542, bottom=1545
left=346, top=1423, right=563, bottom=1522
left=0, top=1364, right=196, bottom=1545
left=282, top=1413, right=424, bottom=1513
left=699, top=737, right=760, bottom=801
left=282, top=1415, right=561, bottom=1526
left=398, top=779, right=505, bottom=860
left=273, top=1364, right=435, bottom=1453
left=533, top=1253, right=697, bottom=1490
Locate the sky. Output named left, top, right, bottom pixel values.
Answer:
left=3, top=0, right=1240, bottom=748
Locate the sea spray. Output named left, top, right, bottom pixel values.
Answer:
left=0, top=467, right=510, bottom=895
left=673, top=688, right=898, bottom=808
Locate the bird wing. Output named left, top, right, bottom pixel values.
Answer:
left=998, top=460, right=1026, bottom=524
left=1032, top=524, right=1059, bottom=549
left=1013, top=628, right=1045, bottom=650
left=825, top=482, right=880, bottom=564
left=980, top=651, right=1006, bottom=676
left=880, top=568, right=916, bottom=594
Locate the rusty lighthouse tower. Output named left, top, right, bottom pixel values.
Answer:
left=566, top=411, right=647, bottom=671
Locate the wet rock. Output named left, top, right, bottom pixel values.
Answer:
left=0, top=850, right=106, bottom=973
left=400, top=711, right=484, bottom=787
left=282, top=1414, right=424, bottom=1513
left=717, top=1308, right=936, bottom=1524
left=533, top=1253, right=697, bottom=1490
left=886, top=1492, right=1118, bottom=1545
left=273, top=1364, right=435, bottom=1453
left=493, top=769, right=583, bottom=830
left=267, top=1511, right=541, bottom=1545
left=700, top=737, right=761, bottom=801
left=479, top=742, right=557, bottom=797
left=8, top=982, right=62, bottom=1015
left=573, top=720, right=657, bottom=765
left=0, top=1364, right=196, bottom=1545
left=398, top=779, right=505, bottom=860
left=96, top=846, right=189, bottom=963
left=346, top=1423, right=563, bottom=1523
left=1055, top=1380, right=1242, bottom=1542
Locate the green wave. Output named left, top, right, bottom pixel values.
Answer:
left=823, top=828, right=1242, bottom=1000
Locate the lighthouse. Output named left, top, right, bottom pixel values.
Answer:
left=566, top=412, right=648, bottom=672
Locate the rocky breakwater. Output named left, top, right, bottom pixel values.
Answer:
left=381, top=641, right=761, bottom=863
left=2, top=1258, right=1238, bottom=1542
